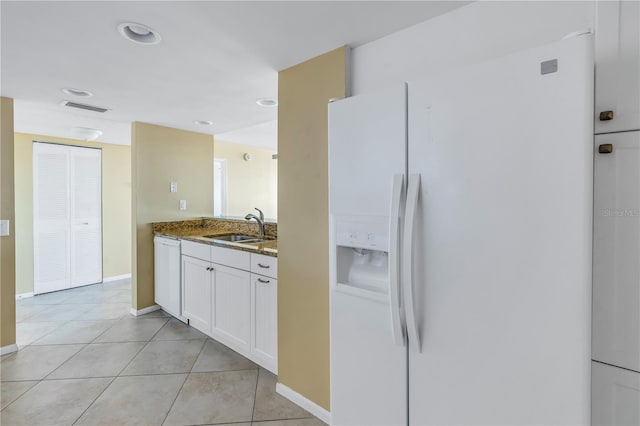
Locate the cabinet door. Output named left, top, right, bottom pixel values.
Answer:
left=593, top=361, right=640, bottom=426
left=251, top=274, right=277, bottom=373
left=595, top=0, right=640, bottom=133
left=154, top=237, right=181, bottom=317
left=182, top=255, right=212, bottom=334
left=593, top=131, right=640, bottom=372
left=211, top=264, right=251, bottom=352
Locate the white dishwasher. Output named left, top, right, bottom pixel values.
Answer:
left=154, top=236, right=185, bottom=321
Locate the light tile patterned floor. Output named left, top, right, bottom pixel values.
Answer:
left=0, top=279, right=326, bottom=426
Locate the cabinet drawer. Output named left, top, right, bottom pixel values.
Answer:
left=212, top=245, right=250, bottom=270
left=181, top=240, right=211, bottom=261
left=251, top=254, right=278, bottom=279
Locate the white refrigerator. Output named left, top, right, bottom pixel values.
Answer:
left=329, top=35, right=594, bottom=425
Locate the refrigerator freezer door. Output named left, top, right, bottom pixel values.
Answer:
left=407, top=36, right=593, bottom=425
left=329, top=86, right=407, bottom=426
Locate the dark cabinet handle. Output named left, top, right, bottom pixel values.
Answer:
left=258, top=263, right=270, bottom=269
left=599, top=110, right=614, bottom=121
left=598, top=144, right=613, bottom=154
left=257, top=278, right=270, bottom=284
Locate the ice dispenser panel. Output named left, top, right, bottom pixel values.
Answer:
left=334, top=215, right=389, bottom=296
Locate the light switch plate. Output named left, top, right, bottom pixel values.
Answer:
left=179, top=200, right=187, bottom=210
left=0, top=220, right=9, bottom=236
left=170, top=181, right=178, bottom=193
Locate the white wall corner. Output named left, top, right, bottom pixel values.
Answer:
left=129, top=304, right=160, bottom=316
left=1, top=344, right=18, bottom=356
left=275, top=382, right=331, bottom=424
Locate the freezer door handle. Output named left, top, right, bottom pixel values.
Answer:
left=403, top=173, right=421, bottom=352
left=389, top=173, right=406, bottom=347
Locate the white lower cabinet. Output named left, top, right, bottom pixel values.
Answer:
left=179, top=241, right=277, bottom=373
left=593, top=361, right=640, bottom=426
left=182, top=255, right=213, bottom=335
left=251, top=273, right=278, bottom=373
left=593, top=131, right=640, bottom=372
left=211, top=264, right=251, bottom=352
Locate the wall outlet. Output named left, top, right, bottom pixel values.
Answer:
left=0, top=220, right=9, bottom=237
left=170, top=181, right=178, bottom=193
left=179, top=200, right=187, bottom=210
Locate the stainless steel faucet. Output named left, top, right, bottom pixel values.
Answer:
left=244, top=208, right=265, bottom=238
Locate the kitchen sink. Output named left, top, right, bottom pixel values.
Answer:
left=204, top=234, right=257, bottom=242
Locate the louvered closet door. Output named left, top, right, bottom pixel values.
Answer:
left=69, top=146, right=102, bottom=287
left=34, top=143, right=102, bottom=294
left=34, top=143, right=72, bottom=293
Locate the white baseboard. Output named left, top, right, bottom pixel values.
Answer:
left=103, top=273, right=132, bottom=283
left=16, top=292, right=34, bottom=300
left=275, top=382, right=331, bottom=424
left=130, top=304, right=160, bottom=316
left=1, top=344, right=18, bottom=355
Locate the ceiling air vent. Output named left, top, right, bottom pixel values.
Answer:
left=63, top=101, right=109, bottom=113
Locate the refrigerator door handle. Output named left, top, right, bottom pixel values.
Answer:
left=403, top=173, right=421, bottom=352
left=389, top=173, right=406, bottom=347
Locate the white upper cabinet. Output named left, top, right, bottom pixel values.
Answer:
left=593, top=131, right=640, bottom=372
left=595, top=0, right=640, bottom=133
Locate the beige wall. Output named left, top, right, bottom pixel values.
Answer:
left=214, top=140, right=277, bottom=219
left=1, top=97, right=16, bottom=348
left=13, top=133, right=132, bottom=296
left=277, top=47, right=348, bottom=410
left=132, top=122, right=213, bottom=310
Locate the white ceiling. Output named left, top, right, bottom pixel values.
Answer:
left=1, top=1, right=470, bottom=149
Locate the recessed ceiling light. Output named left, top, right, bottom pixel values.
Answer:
left=62, top=88, right=93, bottom=97
left=71, top=127, right=103, bottom=141
left=118, top=22, right=161, bottom=45
left=194, top=120, right=213, bottom=126
left=256, top=98, right=278, bottom=107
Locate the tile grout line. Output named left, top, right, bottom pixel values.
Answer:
left=115, top=338, right=155, bottom=377
left=159, top=372, right=189, bottom=426
left=40, top=343, right=90, bottom=381
left=0, top=380, right=38, bottom=412
left=16, top=318, right=71, bottom=348
left=158, top=338, right=209, bottom=425
left=251, top=368, right=261, bottom=423
left=68, top=307, right=172, bottom=426
left=70, top=375, right=118, bottom=426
